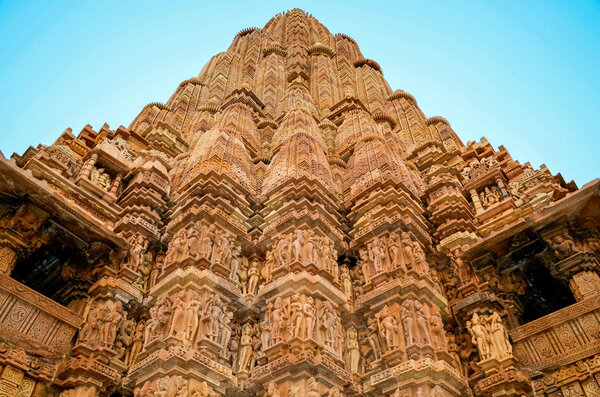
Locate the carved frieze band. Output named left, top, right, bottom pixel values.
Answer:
left=0, top=274, right=82, bottom=353
left=510, top=296, right=600, bottom=370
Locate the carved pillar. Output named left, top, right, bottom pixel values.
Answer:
left=495, top=176, right=510, bottom=199
left=81, top=154, right=98, bottom=179
left=470, top=188, right=484, bottom=214
left=0, top=365, right=25, bottom=397
left=0, top=246, right=18, bottom=275
left=109, top=173, right=122, bottom=196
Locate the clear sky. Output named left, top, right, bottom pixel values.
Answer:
left=0, top=0, right=598, bottom=186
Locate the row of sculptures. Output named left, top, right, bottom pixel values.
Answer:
left=76, top=292, right=502, bottom=381
left=133, top=375, right=450, bottom=397
left=144, top=290, right=234, bottom=354
left=359, top=232, right=430, bottom=282
left=266, top=229, right=339, bottom=280
left=77, top=297, right=146, bottom=367
left=165, top=222, right=241, bottom=273
left=262, top=293, right=344, bottom=355
left=134, top=376, right=218, bottom=397
left=467, top=311, right=513, bottom=362
left=264, top=378, right=343, bottom=397
left=365, top=300, right=447, bottom=363
left=135, top=377, right=348, bottom=397
left=124, top=225, right=449, bottom=305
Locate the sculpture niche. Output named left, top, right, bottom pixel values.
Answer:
left=163, top=222, right=242, bottom=280
left=358, top=232, right=431, bottom=287
left=268, top=229, right=340, bottom=283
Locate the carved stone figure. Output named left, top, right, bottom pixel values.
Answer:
left=401, top=300, right=416, bottom=347
left=367, top=317, right=383, bottom=360
left=488, top=311, right=512, bottom=359
left=128, top=234, right=148, bottom=271
left=400, top=232, right=415, bottom=271
left=306, top=377, right=319, bottom=397
left=468, top=313, right=490, bottom=361
left=265, top=381, right=280, bottom=397
left=166, top=229, right=187, bottom=265
left=369, top=236, right=385, bottom=273
left=129, top=321, right=145, bottom=366
left=341, top=266, right=353, bottom=301
left=191, top=382, right=216, bottom=397
left=100, top=300, right=123, bottom=348
left=236, top=323, right=253, bottom=372
left=429, top=312, right=447, bottom=350
left=173, top=376, right=188, bottom=397
left=377, top=305, right=400, bottom=350
left=263, top=249, right=275, bottom=282
left=414, top=302, right=432, bottom=345
left=247, top=259, right=259, bottom=295
left=79, top=301, right=102, bottom=346
left=345, top=326, right=360, bottom=373
left=90, top=166, right=111, bottom=189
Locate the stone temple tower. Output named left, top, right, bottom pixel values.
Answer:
left=0, top=8, right=600, bottom=397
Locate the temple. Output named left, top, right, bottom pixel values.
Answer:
left=1, top=8, right=599, bottom=397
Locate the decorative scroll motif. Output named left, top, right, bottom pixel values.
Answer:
left=0, top=274, right=81, bottom=353
left=510, top=296, right=600, bottom=370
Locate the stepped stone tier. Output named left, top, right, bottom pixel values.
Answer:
left=1, top=8, right=600, bottom=397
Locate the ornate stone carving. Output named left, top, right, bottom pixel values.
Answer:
left=2, top=8, right=599, bottom=397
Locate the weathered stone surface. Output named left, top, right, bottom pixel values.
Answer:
left=0, top=8, right=598, bottom=397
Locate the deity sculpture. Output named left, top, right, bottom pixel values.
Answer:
left=467, top=313, right=490, bottom=361
left=165, top=229, right=187, bottom=265
left=401, top=300, right=416, bottom=346
left=247, top=260, right=259, bottom=295
left=367, top=317, right=383, bottom=360
left=269, top=230, right=338, bottom=279
left=90, top=166, right=111, bottom=189
left=149, top=254, right=165, bottom=289
left=468, top=311, right=513, bottom=362
left=129, top=321, right=145, bottom=366
left=191, top=382, right=216, bottom=397
left=290, top=294, right=303, bottom=338
left=429, top=311, right=447, bottom=350
left=488, top=311, right=512, bottom=358
left=236, top=323, right=253, bottom=372
left=229, top=245, right=242, bottom=281
left=369, top=236, right=386, bottom=274
left=414, top=302, right=432, bottom=345
left=115, top=318, right=134, bottom=363
left=128, top=234, right=148, bottom=271
left=154, top=377, right=169, bottom=397
left=186, top=222, right=201, bottom=259
left=173, top=376, right=188, bottom=397
left=306, top=377, right=319, bottom=397
left=480, top=185, right=502, bottom=208
left=400, top=232, right=416, bottom=271
left=377, top=305, right=400, bottom=351
left=340, top=266, right=353, bottom=301
left=265, top=381, right=280, bottom=397
left=79, top=301, right=102, bottom=346
left=100, top=300, right=123, bottom=348
left=263, top=250, right=275, bottom=283
left=168, top=291, right=187, bottom=340
left=345, top=326, right=360, bottom=373
left=546, top=229, right=579, bottom=258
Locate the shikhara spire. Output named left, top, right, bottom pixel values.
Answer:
left=0, top=8, right=599, bottom=397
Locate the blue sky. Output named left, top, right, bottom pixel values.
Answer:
left=0, top=0, right=598, bottom=186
